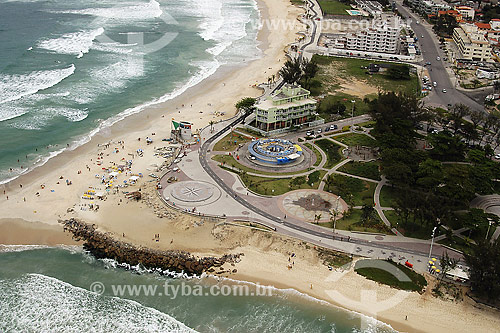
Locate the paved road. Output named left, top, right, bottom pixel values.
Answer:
left=198, top=116, right=464, bottom=269
left=395, top=2, right=483, bottom=111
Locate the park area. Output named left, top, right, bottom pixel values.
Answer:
left=317, top=0, right=351, bottom=15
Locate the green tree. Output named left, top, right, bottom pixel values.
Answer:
left=279, top=57, right=302, bottom=84
left=235, top=97, right=256, bottom=114
left=465, top=239, right=500, bottom=301
left=386, top=64, right=410, bottom=80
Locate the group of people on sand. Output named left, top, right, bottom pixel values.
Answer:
left=287, top=252, right=296, bottom=269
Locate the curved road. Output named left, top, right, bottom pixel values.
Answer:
left=198, top=115, right=463, bottom=262
left=395, top=2, right=483, bottom=111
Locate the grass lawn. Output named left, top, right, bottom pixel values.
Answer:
left=213, top=131, right=251, bottom=151
left=313, top=55, right=420, bottom=96
left=240, top=170, right=327, bottom=196
left=212, top=154, right=313, bottom=176
left=317, top=0, right=351, bottom=15
left=355, top=259, right=427, bottom=292
left=314, top=139, right=343, bottom=168
left=338, top=161, right=381, bottom=181
left=304, top=143, right=323, bottom=167
left=379, top=185, right=400, bottom=207
left=233, top=127, right=261, bottom=138
left=358, top=120, right=376, bottom=128
left=317, top=93, right=373, bottom=118
left=319, top=208, right=392, bottom=234
left=317, top=247, right=352, bottom=268
left=438, top=235, right=471, bottom=254
left=332, top=133, right=378, bottom=147
left=325, top=174, right=375, bottom=206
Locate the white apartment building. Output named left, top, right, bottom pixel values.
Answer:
left=418, top=0, right=450, bottom=15
left=408, top=0, right=450, bottom=15
left=454, top=5, right=474, bottom=20
left=453, top=23, right=493, bottom=62
left=323, top=16, right=401, bottom=54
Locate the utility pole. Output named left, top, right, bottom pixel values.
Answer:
left=486, top=218, right=493, bottom=240
left=332, top=195, right=341, bottom=236
left=428, top=225, right=438, bottom=261
left=351, top=100, right=355, bottom=131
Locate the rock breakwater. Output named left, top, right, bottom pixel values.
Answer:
left=60, top=218, right=242, bottom=276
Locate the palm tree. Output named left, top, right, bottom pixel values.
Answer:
left=209, top=120, right=215, bottom=132
left=313, top=213, right=322, bottom=224
left=324, top=175, right=335, bottom=192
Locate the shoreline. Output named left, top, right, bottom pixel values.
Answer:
left=0, top=0, right=270, bottom=188
left=2, top=0, right=499, bottom=332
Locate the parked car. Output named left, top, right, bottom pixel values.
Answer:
left=433, top=81, right=437, bottom=87
left=495, top=154, right=500, bottom=160
left=324, top=127, right=330, bottom=132
left=330, top=124, right=338, bottom=130
left=306, top=131, right=312, bottom=136
left=317, top=129, right=322, bottom=133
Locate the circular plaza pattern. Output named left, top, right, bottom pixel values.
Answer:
left=166, top=180, right=221, bottom=206
left=279, top=190, right=347, bottom=222
left=247, top=138, right=303, bottom=165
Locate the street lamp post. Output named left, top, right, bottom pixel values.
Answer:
left=332, top=195, right=341, bottom=236
left=486, top=218, right=493, bottom=240
left=428, top=225, right=438, bottom=261
left=351, top=100, right=355, bottom=131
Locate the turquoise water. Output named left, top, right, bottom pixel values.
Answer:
left=0, top=247, right=397, bottom=332
left=0, top=0, right=261, bottom=184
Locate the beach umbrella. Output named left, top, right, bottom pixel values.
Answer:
left=428, top=261, right=434, bottom=265
left=431, top=266, right=436, bottom=269
left=435, top=269, right=441, bottom=273
left=432, top=258, right=437, bottom=262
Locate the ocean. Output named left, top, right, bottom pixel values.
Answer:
left=0, top=246, right=397, bottom=332
left=0, top=0, right=261, bottom=184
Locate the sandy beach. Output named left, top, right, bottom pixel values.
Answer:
left=1, top=0, right=499, bottom=331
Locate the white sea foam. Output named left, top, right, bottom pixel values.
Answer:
left=0, top=104, right=29, bottom=122
left=0, top=273, right=196, bottom=332
left=37, top=28, right=104, bottom=57
left=0, top=0, right=261, bottom=185
left=0, top=244, right=82, bottom=253
left=91, top=42, right=134, bottom=55
left=211, top=275, right=397, bottom=333
left=0, top=65, right=75, bottom=105
left=54, top=0, right=163, bottom=20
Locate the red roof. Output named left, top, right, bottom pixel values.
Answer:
left=475, top=22, right=492, bottom=29
left=492, top=19, right=500, bottom=21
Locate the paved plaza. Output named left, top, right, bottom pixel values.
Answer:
left=279, top=190, right=347, bottom=222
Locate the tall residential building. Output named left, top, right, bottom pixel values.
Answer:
left=323, top=15, right=401, bottom=54
left=254, top=85, right=317, bottom=132
left=454, top=5, right=474, bottom=20
left=453, top=23, right=493, bottom=62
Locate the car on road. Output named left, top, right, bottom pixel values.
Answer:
left=433, top=81, right=437, bottom=87
left=436, top=56, right=440, bottom=61
left=425, top=61, right=431, bottom=65
left=442, top=88, right=447, bottom=93
left=421, top=35, right=424, bottom=38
